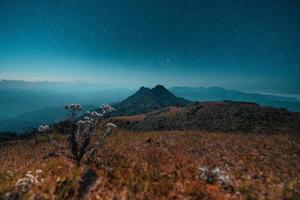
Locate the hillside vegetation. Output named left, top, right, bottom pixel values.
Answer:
left=1, top=130, right=299, bottom=199
left=110, top=101, right=300, bottom=134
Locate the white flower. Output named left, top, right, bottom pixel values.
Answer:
left=199, top=166, right=230, bottom=185
left=90, top=111, right=103, bottom=118
left=64, top=103, right=117, bottom=165
left=106, top=123, right=117, bottom=128
left=38, top=125, right=50, bottom=133
left=84, top=116, right=91, bottom=121
left=76, top=120, right=85, bottom=125
left=100, top=104, right=115, bottom=114
left=15, top=171, right=39, bottom=193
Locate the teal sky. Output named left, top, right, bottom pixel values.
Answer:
left=0, top=0, right=299, bottom=93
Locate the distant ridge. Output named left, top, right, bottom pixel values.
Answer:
left=0, top=105, right=97, bottom=133
left=170, top=86, right=300, bottom=112
left=112, top=85, right=190, bottom=116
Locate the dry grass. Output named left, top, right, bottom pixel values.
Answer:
left=0, top=130, right=300, bottom=199
left=111, top=115, right=145, bottom=122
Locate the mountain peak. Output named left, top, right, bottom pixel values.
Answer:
left=137, top=86, right=151, bottom=93
left=113, top=85, right=190, bottom=116
left=152, top=85, right=171, bottom=95
left=139, top=86, right=148, bottom=90
left=153, top=84, right=167, bottom=90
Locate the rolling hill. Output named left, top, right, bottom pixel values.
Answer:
left=109, top=101, right=300, bottom=134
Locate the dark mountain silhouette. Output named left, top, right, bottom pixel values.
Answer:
left=112, top=85, right=190, bottom=116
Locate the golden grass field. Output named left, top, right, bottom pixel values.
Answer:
left=0, top=130, right=300, bottom=199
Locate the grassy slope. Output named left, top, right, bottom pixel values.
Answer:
left=0, top=130, right=300, bottom=199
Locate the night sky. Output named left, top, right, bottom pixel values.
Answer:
left=0, top=0, right=299, bottom=93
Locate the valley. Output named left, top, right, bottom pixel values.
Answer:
left=0, top=83, right=300, bottom=199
